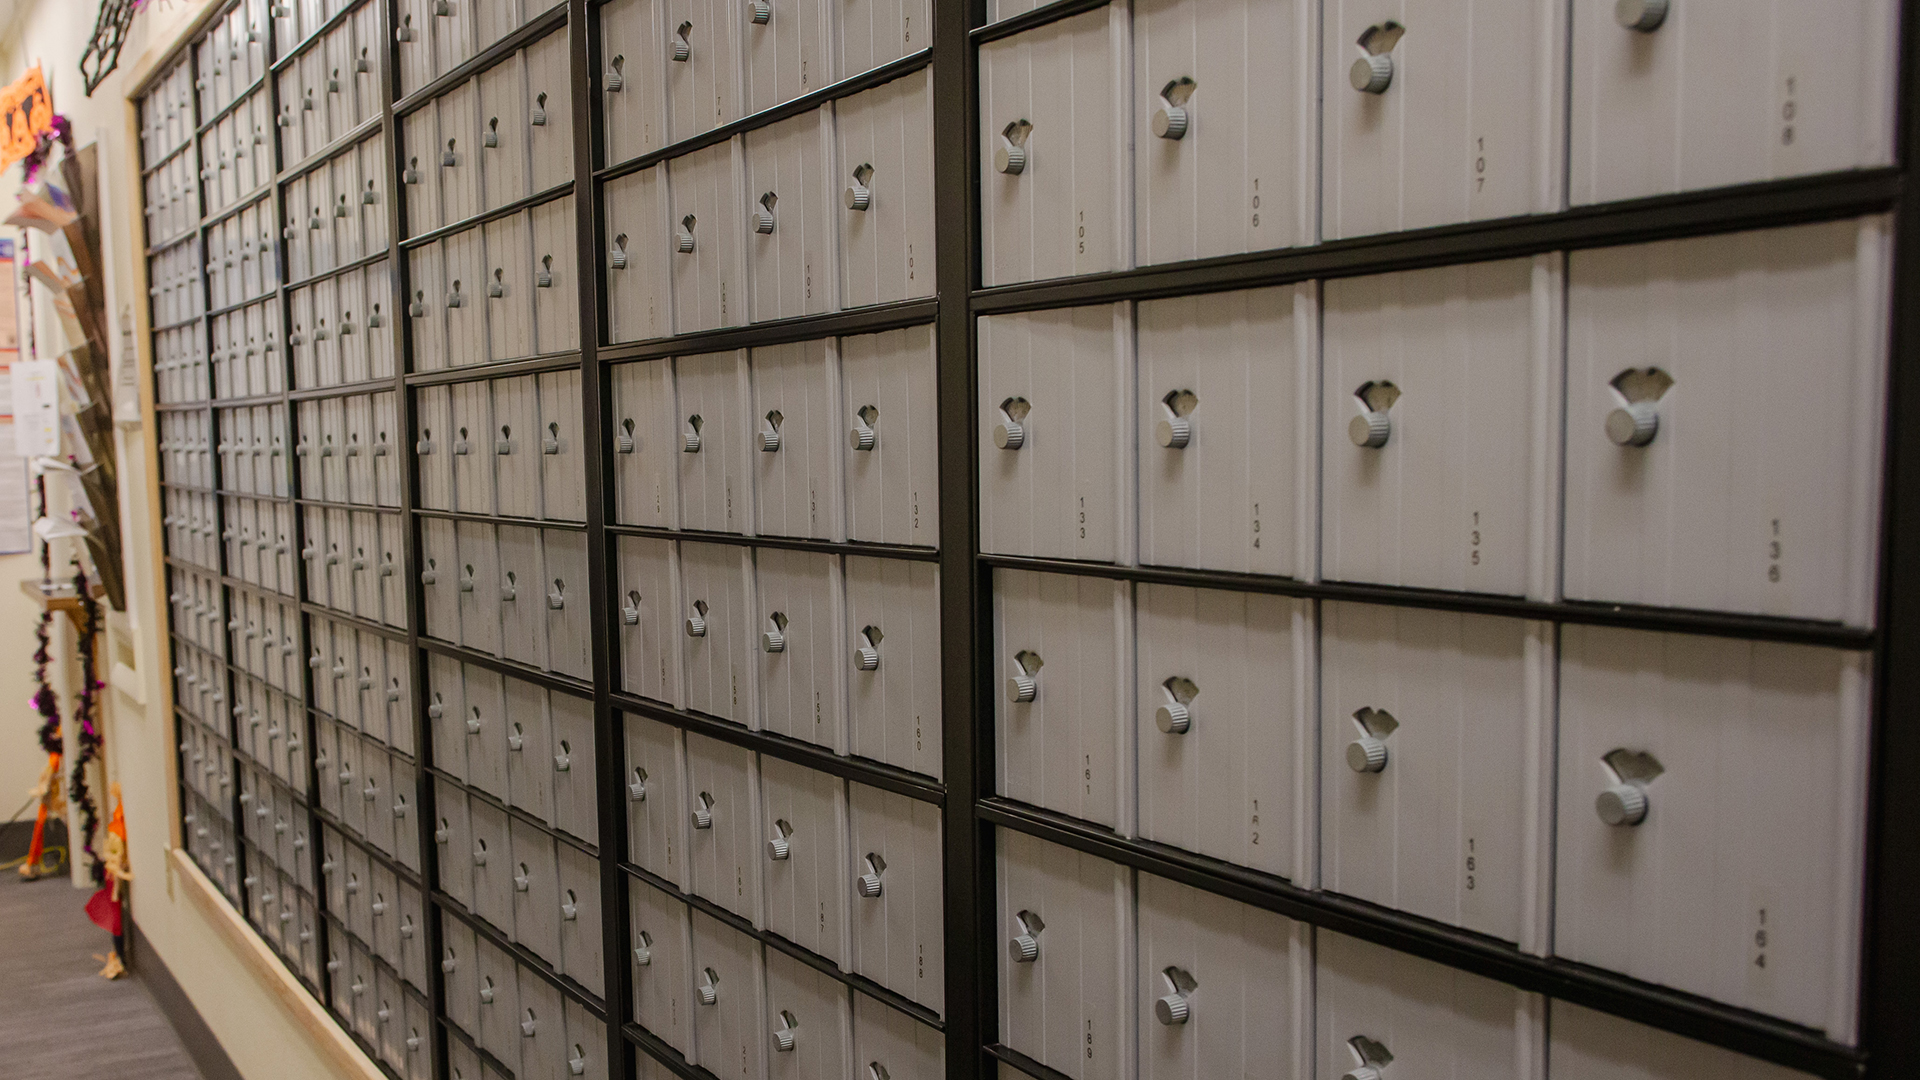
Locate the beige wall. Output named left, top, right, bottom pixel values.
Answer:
left=1, top=3, right=372, bottom=1077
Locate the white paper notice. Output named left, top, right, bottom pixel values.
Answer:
left=12, top=360, right=58, bottom=457
left=0, top=419, right=30, bottom=553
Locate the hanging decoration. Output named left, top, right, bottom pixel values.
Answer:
left=30, top=474, right=60, bottom=756
left=20, top=474, right=64, bottom=882
left=80, top=0, right=150, bottom=98
left=17, top=113, right=73, bottom=186
left=66, top=561, right=105, bottom=888
left=0, top=66, right=57, bottom=169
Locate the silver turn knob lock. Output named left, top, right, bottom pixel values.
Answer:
left=858, top=854, right=886, bottom=898
left=1007, top=673, right=1036, bottom=703
left=1606, top=367, right=1673, bottom=447
left=1616, top=0, right=1668, bottom=32
left=1596, top=747, right=1663, bottom=827
left=1152, top=77, right=1196, bottom=140
left=1606, top=401, right=1659, bottom=447
left=1350, top=410, right=1390, bottom=448
left=1156, top=416, right=1191, bottom=449
left=851, top=405, right=879, bottom=450
left=1346, top=707, right=1398, bottom=774
left=1155, top=966, right=1198, bottom=1025
left=1351, top=53, right=1393, bottom=94
left=1347, top=735, right=1389, bottom=773
left=845, top=164, right=873, bottom=211
left=994, top=120, right=1032, bottom=175
left=1597, top=783, right=1649, bottom=827
left=994, top=397, right=1031, bottom=450
left=773, top=1011, right=798, bottom=1052
left=750, top=0, right=771, bottom=22
left=1350, top=21, right=1405, bottom=94
left=1349, top=380, right=1399, bottom=448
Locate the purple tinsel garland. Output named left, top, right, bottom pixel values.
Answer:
left=30, top=476, right=59, bottom=756
left=66, top=563, right=105, bottom=887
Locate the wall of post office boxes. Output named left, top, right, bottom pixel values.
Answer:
left=138, top=0, right=1916, bottom=1077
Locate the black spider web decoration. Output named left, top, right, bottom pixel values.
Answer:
left=79, top=0, right=142, bottom=97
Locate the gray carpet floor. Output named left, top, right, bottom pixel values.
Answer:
left=0, top=870, right=206, bottom=1079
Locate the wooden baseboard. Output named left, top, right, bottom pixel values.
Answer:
left=168, top=847, right=385, bottom=1080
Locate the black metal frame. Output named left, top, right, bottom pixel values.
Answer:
left=132, top=0, right=1920, bottom=1077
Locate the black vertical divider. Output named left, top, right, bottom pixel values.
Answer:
left=568, top=5, right=632, bottom=1080
left=1864, top=1, right=1920, bottom=1076
left=193, top=33, right=253, bottom=928
left=931, top=0, right=988, bottom=1077
left=377, top=0, right=449, bottom=1071
left=279, top=2, right=342, bottom=1011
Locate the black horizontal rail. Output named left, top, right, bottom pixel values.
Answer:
left=604, top=523, right=937, bottom=564
left=208, top=391, right=288, bottom=409
left=278, top=114, right=384, bottom=187
left=404, top=352, right=586, bottom=386
left=979, top=796, right=1867, bottom=1080
left=430, top=888, right=610, bottom=1017
left=289, top=375, right=407, bottom=402
left=194, top=75, right=270, bottom=138
left=418, top=636, right=596, bottom=699
left=978, top=554, right=1877, bottom=649
left=289, top=496, right=405, bottom=515
left=411, top=505, right=587, bottom=530
left=399, top=180, right=576, bottom=249
left=196, top=182, right=275, bottom=236
left=983, top=1043, right=1074, bottom=1080
left=308, top=802, right=427, bottom=887
left=596, top=49, right=933, bottom=180
left=968, top=0, right=1108, bottom=43
left=266, top=0, right=372, bottom=77
left=298, top=600, right=408, bottom=643
left=622, top=1021, right=712, bottom=1080
left=971, top=168, right=1903, bottom=314
left=391, top=3, right=570, bottom=119
left=141, top=135, right=202, bottom=180
left=284, top=248, right=394, bottom=293
left=610, top=692, right=948, bottom=807
left=164, top=553, right=296, bottom=590
left=618, top=860, right=947, bottom=1031
left=441, top=1016, right=521, bottom=1080
left=420, top=764, right=600, bottom=862
left=207, top=287, right=286, bottom=321
left=597, top=298, right=940, bottom=364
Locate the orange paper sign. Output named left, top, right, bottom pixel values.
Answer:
left=0, top=67, right=55, bottom=171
